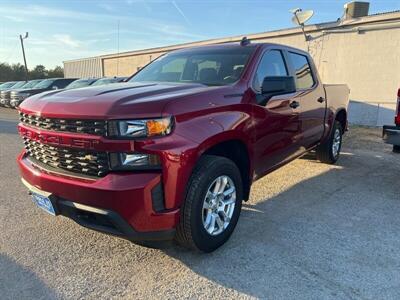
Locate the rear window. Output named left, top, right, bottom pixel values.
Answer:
left=288, top=52, right=315, bottom=89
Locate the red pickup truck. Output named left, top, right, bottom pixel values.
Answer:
left=17, top=42, right=349, bottom=252
left=383, top=88, right=400, bottom=153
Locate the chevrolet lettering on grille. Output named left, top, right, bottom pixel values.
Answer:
left=18, top=125, right=101, bottom=150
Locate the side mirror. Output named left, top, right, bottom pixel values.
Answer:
left=52, top=86, right=59, bottom=90
left=261, top=76, right=296, bottom=102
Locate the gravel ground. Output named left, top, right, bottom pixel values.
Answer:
left=1, top=107, right=400, bottom=300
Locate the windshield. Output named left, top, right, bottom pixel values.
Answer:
left=34, top=79, right=55, bottom=89
left=22, top=80, right=42, bottom=89
left=12, top=81, right=28, bottom=89
left=91, top=78, right=119, bottom=86
left=0, top=82, right=17, bottom=89
left=66, top=79, right=96, bottom=89
left=129, top=47, right=255, bottom=86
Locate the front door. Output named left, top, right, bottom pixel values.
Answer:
left=251, top=49, right=302, bottom=179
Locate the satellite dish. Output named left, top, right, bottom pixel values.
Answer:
left=289, top=8, right=301, bottom=14
left=291, top=10, right=314, bottom=26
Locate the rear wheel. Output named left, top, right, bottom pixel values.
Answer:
left=393, top=145, right=400, bottom=153
left=176, top=155, right=243, bottom=252
left=316, top=120, right=343, bottom=164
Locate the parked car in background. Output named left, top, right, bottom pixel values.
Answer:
left=0, top=81, right=18, bottom=92
left=64, top=78, right=99, bottom=90
left=383, top=88, right=400, bottom=153
left=8, top=79, right=44, bottom=108
left=0, top=81, right=18, bottom=105
left=17, top=42, right=349, bottom=252
left=91, top=77, right=127, bottom=86
left=1, top=81, right=28, bottom=106
left=10, top=78, right=77, bottom=108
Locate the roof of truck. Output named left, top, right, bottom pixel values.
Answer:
left=169, top=42, right=309, bottom=56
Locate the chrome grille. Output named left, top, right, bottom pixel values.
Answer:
left=19, top=112, right=107, bottom=136
left=24, top=138, right=109, bottom=177
left=11, top=93, right=21, bottom=101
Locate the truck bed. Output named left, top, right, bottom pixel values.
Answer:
left=323, top=84, right=350, bottom=113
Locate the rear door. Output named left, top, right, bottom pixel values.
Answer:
left=286, top=51, right=326, bottom=149
left=251, top=49, right=303, bottom=178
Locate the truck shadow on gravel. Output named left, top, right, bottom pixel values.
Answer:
left=0, top=254, right=58, bottom=300
left=163, top=153, right=400, bottom=299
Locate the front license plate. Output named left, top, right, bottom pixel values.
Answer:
left=31, top=193, right=56, bottom=216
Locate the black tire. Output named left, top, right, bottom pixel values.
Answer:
left=393, top=145, right=400, bottom=153
left=175, top=155, right=243, bottom=252
left=316, top=120, right=343, bottom=164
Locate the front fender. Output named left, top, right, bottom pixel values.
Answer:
left=137, top=108, right=254, bottom=210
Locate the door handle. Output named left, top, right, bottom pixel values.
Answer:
left=289, top=101, right=300, bottom=109
left=317, top=97, right=325, bottom=103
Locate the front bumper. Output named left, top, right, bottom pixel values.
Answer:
left=0, top=97, right=9, bottom=106
left=382, top=125, right=400, bottom=146
left=18, top=153, right=179, bottom=241
left=10, top=99, right=20, bottom=108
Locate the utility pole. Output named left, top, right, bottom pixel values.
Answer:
left=19, top=32, right=29, bottom=81
left=116, top=20, right=120, bottom=77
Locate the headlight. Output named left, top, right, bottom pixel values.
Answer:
left=109, top=117, right=173, bottom=138
left=109, top=152, right=161, bottom=170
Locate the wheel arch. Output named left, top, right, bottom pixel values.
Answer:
left=335, top=108, right=347, bottom=133
left=196, top=134, right=253, bottom=201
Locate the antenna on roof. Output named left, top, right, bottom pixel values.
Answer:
left=240, top=36, right=251, bottom=46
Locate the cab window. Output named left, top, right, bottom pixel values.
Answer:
left=288, top=52, right=315, bottom=89
left=253, top=50, right=288, bottom=92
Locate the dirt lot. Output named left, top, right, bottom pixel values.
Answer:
left=1, top=107, right=399, bottom=299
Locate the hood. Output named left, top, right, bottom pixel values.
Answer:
left=19, top=82, right=219, bottom=119
left=16, top=87, right=49, bottom=95
left=11, top=88, right=36, bottom=95
left=1, top=88, right=15, bottom=95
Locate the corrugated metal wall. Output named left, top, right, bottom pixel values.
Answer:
left=64, top=57, right=103, bottom=78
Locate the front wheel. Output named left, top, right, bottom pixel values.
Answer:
left=316, top=120, right=343, bottom=164
left=176, top=155, right=243, bottom=252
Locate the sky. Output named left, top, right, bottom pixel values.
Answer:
left=0, top=0, right=399, bottom=68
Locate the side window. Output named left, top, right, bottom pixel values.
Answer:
left=55, top=79, right=67, bottom=89
left=288, top=52, right=315, bottom=89
left=253, top=50, right=288, bottom=92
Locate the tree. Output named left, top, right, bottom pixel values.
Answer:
left=0, top=63, right=13, bottom=82
left=29, top=65, right=48, bottom=79
left=0, top=62, right=65, bottom=82
left=48, top=66, right=64, bottom=78
left=11, top=63, right=26, bottom=81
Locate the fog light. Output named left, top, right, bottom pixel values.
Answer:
left=109, top=152, right=161, bottom=170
